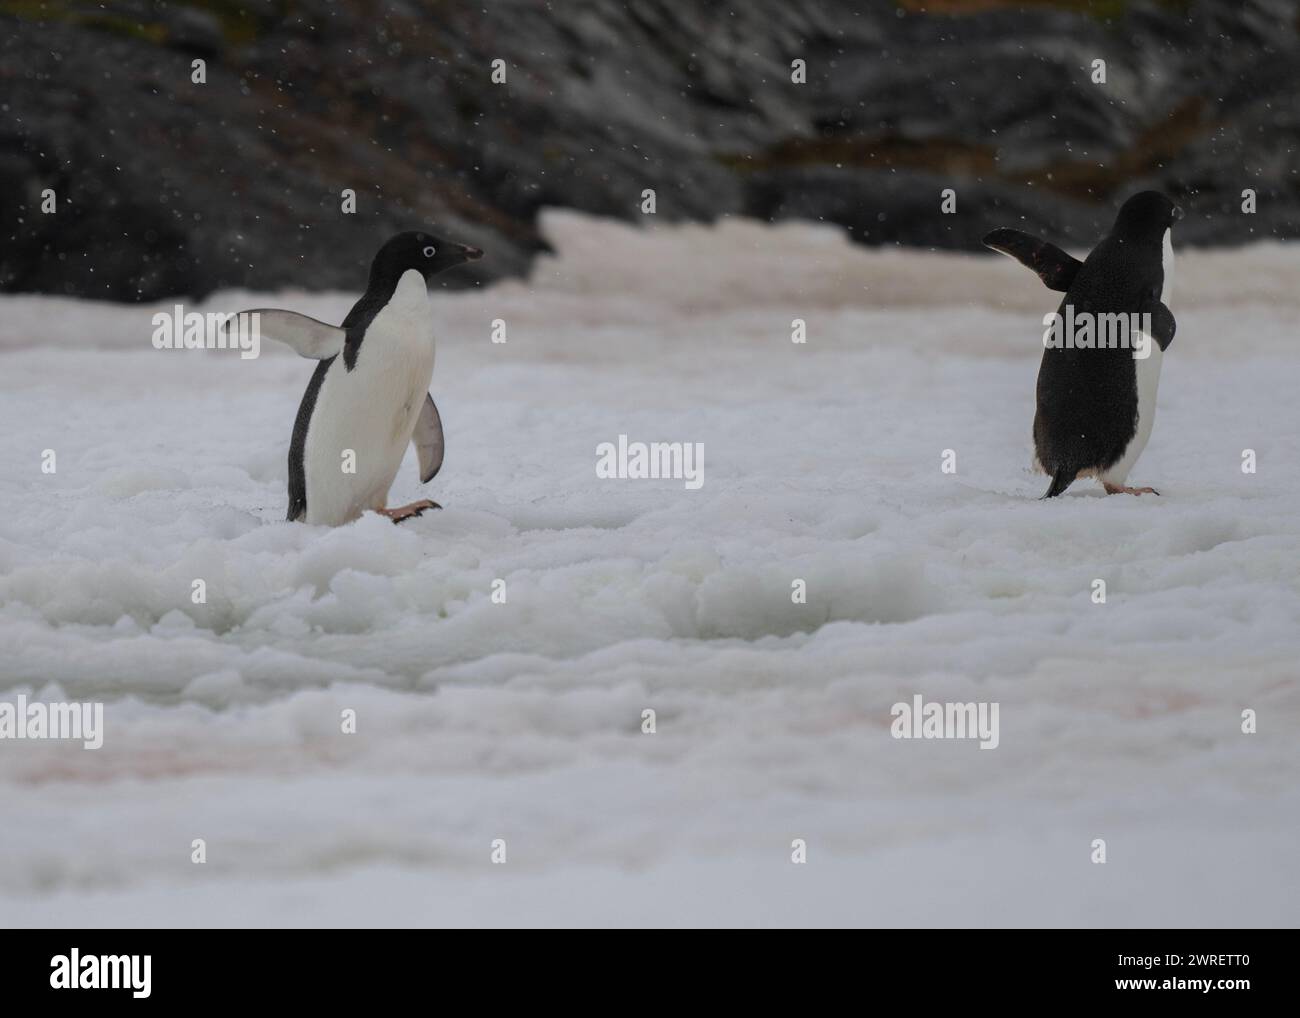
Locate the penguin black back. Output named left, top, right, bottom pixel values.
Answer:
left=1034, top=192, right=1179, bottom=496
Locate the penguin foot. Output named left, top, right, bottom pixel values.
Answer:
left=1103, top=483, right=1160, bottom=496
left=376, top=500, right=441, bottom=523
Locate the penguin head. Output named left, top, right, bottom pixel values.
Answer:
left=1114, top=191, right=1183, bottom=238
left=370, top=231, right=484, bottom=286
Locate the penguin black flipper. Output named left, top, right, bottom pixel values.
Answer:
left=983, top=228, right=1083, bottom=292
left=1142, top=299, right=1176, bottom=351
left=235, top=309, right=346, bottom=360
left=412, top=392, right=445, bottom=483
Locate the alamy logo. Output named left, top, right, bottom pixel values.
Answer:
left=151, top=306, right=261, bottom=359
left=890, top=695, right=1000, bottom=749
left=50, top=949, right=151, bottom=998
left=1042, top=305, right=1153, bottom=359
left=596, top=434, right=704, bottom=490
left=0, top=694, right=103, bottom=749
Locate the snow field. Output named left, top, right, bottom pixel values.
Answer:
left=0, top=213, right=1297, bottom=926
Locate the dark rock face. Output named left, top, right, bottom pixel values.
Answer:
left=1, top=0, right=1297, bottom=302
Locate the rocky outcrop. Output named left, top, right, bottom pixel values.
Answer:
left=1, top=0, right=1297, bottom=301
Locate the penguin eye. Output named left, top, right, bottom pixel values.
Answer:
left=422, top=245, right=436, bottom=258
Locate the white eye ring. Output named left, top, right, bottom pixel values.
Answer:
left=422, top=245, right=436, bottom=258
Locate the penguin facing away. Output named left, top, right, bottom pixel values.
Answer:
left=984, top=191, right=1182, bottom=498
left=235, top=231, right=482, bottom=524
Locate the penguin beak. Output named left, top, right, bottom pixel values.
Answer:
left=1172, top=205, right=1184, bottom=222
left=459, top=244, right=484, bottom=262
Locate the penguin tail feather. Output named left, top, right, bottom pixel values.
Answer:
left=1040, top=466, right=1075, bottom=500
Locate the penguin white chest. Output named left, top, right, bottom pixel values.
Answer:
left=1103, top=230, right=1172, bottom=486
left=304, top=270, right=436, bottom=524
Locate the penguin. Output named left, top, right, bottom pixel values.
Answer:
left=233, top=231, right=482, bottom=524
left=983, top=191, right=1181, bottom=498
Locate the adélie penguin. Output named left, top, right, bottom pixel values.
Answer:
left=984, top=191, right=1182, bottom=498
left=233, top=231, right=482, bottom=524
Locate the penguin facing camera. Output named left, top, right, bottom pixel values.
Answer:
left=231, top=231, right=483, bottom=525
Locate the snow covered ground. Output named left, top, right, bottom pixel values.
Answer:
left=1, top=212, right=1298, bottom=927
